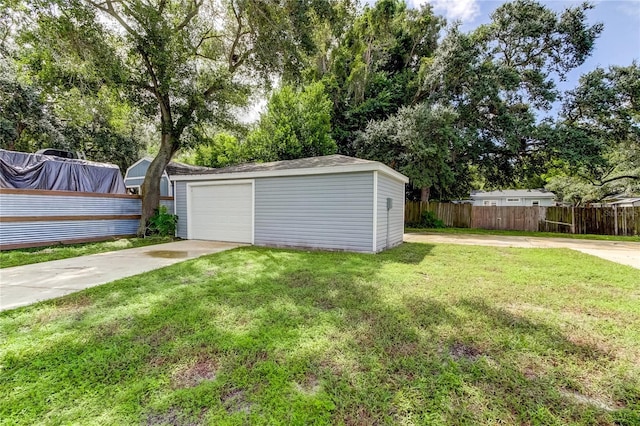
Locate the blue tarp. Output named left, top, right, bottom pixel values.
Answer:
left=0, top=149, right=126, bottom=194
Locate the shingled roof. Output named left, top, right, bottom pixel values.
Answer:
left=169, top=154, right=376, bottom=176
left=169, top=154, right=409, bottom=183
left=165, top=161, right=215, bottom=175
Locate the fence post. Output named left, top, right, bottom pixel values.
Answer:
left=614, top=205, right=618, bottom=236
left=571, top=207, right=576, bottom=234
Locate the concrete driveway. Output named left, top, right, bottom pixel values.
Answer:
left=0, top=240, right=241, bottom=311
left=404, top=233, right=640, bottom=269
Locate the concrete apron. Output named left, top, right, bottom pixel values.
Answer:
left=404, top=233, right=640, bottom=269
left=0, top=240, right=242, bottom=312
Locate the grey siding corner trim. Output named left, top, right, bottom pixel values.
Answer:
left=376, top=173, right=405, bottom=252
left=254, top=172, right=375, bottom=253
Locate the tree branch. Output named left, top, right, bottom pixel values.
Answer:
left=599, top=174, right=640, bottom=185
left=175, top=0, right=203, bottom=32
left=85, top=0, right=137, bottom=36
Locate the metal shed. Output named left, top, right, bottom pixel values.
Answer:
left=170, top=155, right=408, bottom=253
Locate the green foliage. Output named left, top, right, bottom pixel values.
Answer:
left=307, top=0, right=442, bottom=155
left=416, top=0, right=603, bottom=190
left=146, top=205, right=177, bottom=237
left=547, top=63, right=640, bottom=204
left=0, top=60, right=144, bottom=171
left=354, top=103, right=469, bottom=199
left=418, top=210, right=445, bottom=228
left=246, top=82, right=336, bottom=162
left=0, top=62, right=64, bottom=151
left=194, top=132, right=246, bottom=168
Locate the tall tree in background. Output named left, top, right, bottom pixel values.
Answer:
left=547, top=63, right=640, bottom=204
left=308, top=0, right=442, bottom=154
left=246, top=82, right=336, bottom=162
left=21, top=0, right=332, bottom=233
left=355, top=103, right=466, bottom=200
left=0, top=58, right=144, bottom=171
left=194, top=82, right=336, bottom=166
left=370, top=0, right=602, bottom=200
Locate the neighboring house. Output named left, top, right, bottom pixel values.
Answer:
left=124, top=158, right=213, bottom=196
left=607, top=198, right=640, bottom=207
left=470, top=189, right=556, bottom=207
left=170, top=154, right=409, bottom=253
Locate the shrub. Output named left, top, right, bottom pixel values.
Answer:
left=147, top=205, right=178, bottom=237
left=419, top=210, right=445, bottom=228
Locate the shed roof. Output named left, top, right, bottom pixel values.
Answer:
left=471, top=189, right=555, bottom=198
left=169, top=154, right=409, bottom=183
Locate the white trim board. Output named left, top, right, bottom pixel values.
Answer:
left=372, top=171, right=378, bottom=253
left=170, top=162, right=409, bottom=184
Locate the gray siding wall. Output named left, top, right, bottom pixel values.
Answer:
left=254, top=172, right=374, bottom=252
left=376, top=173, right=405, bottom=252
left=175, top=181, right=188, bottom=239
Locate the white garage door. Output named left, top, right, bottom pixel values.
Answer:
left=188, top=182, right=253, bottom=243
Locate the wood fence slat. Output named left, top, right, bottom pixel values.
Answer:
left=405, top=202, right=640, bottom=236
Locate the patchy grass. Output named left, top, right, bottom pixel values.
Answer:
left=0, top=237, right=174, bottom=268
left=1, top=244, right=639, bottom=425
left=406, top=227, right=640, bottom=242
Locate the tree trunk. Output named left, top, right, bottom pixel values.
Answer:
left=137, top=133, right=176, bottom=235
left=420, top=186, right=430, bottom=203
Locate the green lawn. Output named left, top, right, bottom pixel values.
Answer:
left=1, top=244, right=639, bottom=425
left=0, top=237, right=174, bottom=269
left=406, top=227, right=640, bottom=242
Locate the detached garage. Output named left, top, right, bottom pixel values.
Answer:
left=170, top=155, right=408, bottom=253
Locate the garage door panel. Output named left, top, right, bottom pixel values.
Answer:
left=189, top=183, right=253, bottom=243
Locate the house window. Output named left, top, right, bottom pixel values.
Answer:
left=506, top=198, right=520, bottom=203
left=483, top=200, right=497, bottom=206
left=531, top=200, right=540, bottom=206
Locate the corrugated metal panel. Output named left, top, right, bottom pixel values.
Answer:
left=175, top=181, right=188, bottom=239
left=0, top=192, right=177, bottom=248
left=0, top=219, right=138, bottom=245
left=0, top=193, right=141, bottom=217
left=255, top=172, right=374, bottom=252
left=376, top=174, right=405, bottom=252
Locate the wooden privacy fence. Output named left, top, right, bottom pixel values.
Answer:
left=405, top=201, right=640, bottom=236
left=0, top=188, right=174, bottom=250
left=405, top=201, right=473, bottom=228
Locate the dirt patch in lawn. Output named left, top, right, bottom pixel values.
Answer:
left=295, top=373, right=321, bottom=396
left=221, top=388, right=254, bottom=414
left=146, top=407, right=207, bottom=426
left=35, top=295, right=93, bottom=323
left=172, top=358, right=217, bottom=389
left=449, top=342, right=484, bottom=362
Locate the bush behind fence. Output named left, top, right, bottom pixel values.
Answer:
left=405, top=201, right=640, bottom=236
